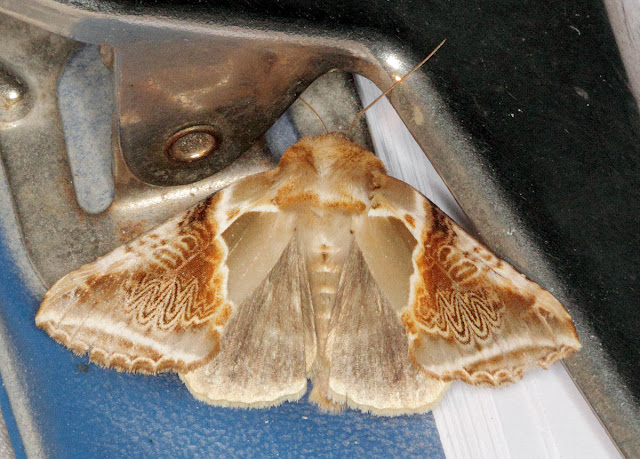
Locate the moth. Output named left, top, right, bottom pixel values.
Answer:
left=36, top=131, right=581, bottom=415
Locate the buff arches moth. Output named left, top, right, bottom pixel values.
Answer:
left=36, top=131, right=580, bottom=415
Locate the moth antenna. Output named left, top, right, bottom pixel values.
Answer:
left=298, top=97, right=329, bottom=135
left=346, top=38, right=447, bottom=135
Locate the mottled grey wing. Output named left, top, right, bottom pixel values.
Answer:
left=181, top=234, right=316, bottom=408
left=324, top=240, right=448, bottom=415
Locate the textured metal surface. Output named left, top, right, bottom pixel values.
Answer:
left=112, top=27, right=343, bottom=185
left=0, top=62, right=30, bottom=124
left=57, top=43, right=115, bottom=214
left=0, top=14, right=274, bottom=286
left=0, top=0, right=638, bottom=456
left=165, top=126, right=219, bottom=163
left=0, top=7, right=373, bottom=285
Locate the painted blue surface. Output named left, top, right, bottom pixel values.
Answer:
left=265, top=110, right=300, bottom=160
left=0, top=47, right=446, bottom=457
left=58, top=45, right=115, bottom=215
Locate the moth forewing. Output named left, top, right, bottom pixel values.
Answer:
left=398, top=196, right=581, bottom=385
left=36, top=197, right=230, bottom=374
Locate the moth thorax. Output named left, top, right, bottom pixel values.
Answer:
left=298, top=211, right=353, bottom=350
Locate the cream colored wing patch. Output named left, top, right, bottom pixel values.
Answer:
left=325, top=243, right=448, bottom=415
left=221, top=210, right=317, bottom=371
left=372, top=174, right=581, bottom=385
left=181, top=235, right=315, bottom=408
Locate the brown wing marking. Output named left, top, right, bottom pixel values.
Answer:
left=36, top=195, right=231, bottom=374
left=406, top=202, right=581, bottom=385
left=372, top=174, right=581, bottom=386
